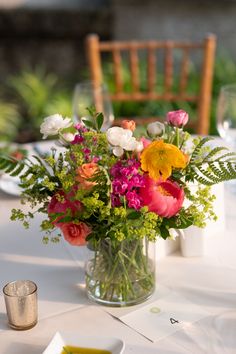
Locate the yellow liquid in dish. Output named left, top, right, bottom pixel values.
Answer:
left=61, top=346, right=111, bottom=354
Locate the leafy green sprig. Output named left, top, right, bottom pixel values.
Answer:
left=186, top=137, right=236, bottom=185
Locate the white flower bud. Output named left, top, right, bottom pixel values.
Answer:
left=113, top=146, right=124, bottom=157
left=135, top=141, right=144, bottom=152
left=61, top=133, right=75, bottom=142
left=147, top=121, right=165, bottom=137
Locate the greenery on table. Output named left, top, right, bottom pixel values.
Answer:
left=0, top=52, right=236, bottom=142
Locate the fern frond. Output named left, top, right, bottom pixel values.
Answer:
left=187, top=136, right=236, bottom=185
left=0, top=155, right=25, bottom=177
left=191, top=160, right=236, bottom=185
left=214, top=152, right=236, bottom=162
left=190, top=137, right=213, bottom=161
left=8, top=163, right=25, bottom=177
left=203, top=146, right=228, bottom=161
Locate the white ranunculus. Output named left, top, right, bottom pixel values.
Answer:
left=40, top=114, right=73, bottom=139
left=147, top=121, right=165, bottom=137
left=135, top=140, right=144, bottom=152
left=113, top=146, right=124, bottom=157
left=58, top=132, right=76, bottom=146
left=106, top=126, right=138, bottom=152
left=106, top=127, right=131, bottom=146
left=61, top=132, right=75, bottom=142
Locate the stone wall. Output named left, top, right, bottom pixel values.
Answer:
left=0, top=4, right=112, bottom=82
left=112, top=0, right=236, bottom=59
left=0, top=0, right=236, bottom=82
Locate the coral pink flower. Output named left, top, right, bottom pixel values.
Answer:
left=59, top=222, right=91, bottom=246
left=121, top=120, right=136, bottom=132
left=140, top=137, right=151, bottom=148
left=76, top=162, right=99, bottom=189
left=139, top=176, right=184, bottom=218
left=166, top=109, right=189, bottom=127
left=136, top=137, right=151, bottom=158
left=48, top=191, right=82, bottom=226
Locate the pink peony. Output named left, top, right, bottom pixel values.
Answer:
left=139, top=176, right=184, bottom=218
left=166, top=109, right=189, bottom=128
left=59, top=222, right=91, bottom=246
left=48, top=191, right=82, bottom=226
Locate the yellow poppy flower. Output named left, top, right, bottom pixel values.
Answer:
left=140, top=140, right=187, bottom=180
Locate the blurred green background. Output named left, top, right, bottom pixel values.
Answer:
left=0, top=52, right=236, bottom=142
left=1, top=0, right=236, bottom=143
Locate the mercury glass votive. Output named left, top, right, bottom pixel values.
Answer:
left=3, top=280, right=38, bottom=330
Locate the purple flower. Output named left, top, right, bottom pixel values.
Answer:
left=74, top=123, right=88, bottom=133
left=83, top=148, right=91, bottom=154
left=110, top=161, right=122, bottom=177
left=71, top=134, right=84, bottom=144
left=92, top=156, right=100, bottom=163
left=111, top=195, right=121, bottom=207
left=128, top=175, right=145, bottom=188
left=126, top=191, right=142, bottom=210
left=110, top=158, right=145, bottom=210
left=119, top=167, right=131, bottom=177
left=112, top=179, right=129, bottom=195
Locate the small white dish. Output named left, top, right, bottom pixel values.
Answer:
left=42, top=332, right=125, bottom=354
left=0, top=174, right=22, bottom=196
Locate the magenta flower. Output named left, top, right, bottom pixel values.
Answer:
left=112, top=179, right=129, bottom=195
left=74, top=123, right=88, bottom=133
left=71, top=134, right=84, bottom=144
left=110, top=159, right=145, bottom=209
left=111, top=194, right=122, bottom=207
left=92, top=156, right=100, bottom=163
left=139, top=176, right=184, bottom=218
left=166, top=109, right=189, bottom=128
left=126, top=191, right=142, bottom=210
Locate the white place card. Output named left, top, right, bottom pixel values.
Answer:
left=120, top=293, right=210, bottom=342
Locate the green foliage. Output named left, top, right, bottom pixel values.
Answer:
left=9, top=67, right=57, bottom=119
left=0, top=154, right=25, bottom=176
left=0, top=66, right=73, bottom=142
left=0, top=101, right=20, bottom=141
left=82, top=107, right=104, bottom=132
left=184, top=185, right=217, bottom=228
left=0, top=52, right=236, bottom=142
left=187, top=137, right=236, bottom=185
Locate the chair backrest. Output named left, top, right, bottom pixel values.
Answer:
left=86, top=34, right=216, bottom=135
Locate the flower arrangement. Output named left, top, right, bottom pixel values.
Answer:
left=1, top=108, right=236, bottom=305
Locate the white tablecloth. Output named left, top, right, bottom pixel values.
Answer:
left=0, top=178, right=236, bottom=353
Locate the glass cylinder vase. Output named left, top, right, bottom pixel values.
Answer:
left=85, top=237, right=155, bottom=307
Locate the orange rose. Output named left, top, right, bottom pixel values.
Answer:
left=60, top=222, right=91, bottom=246
left=76, top=162, right=98, bottom=189
left=121, top=120, right=136, bottom=132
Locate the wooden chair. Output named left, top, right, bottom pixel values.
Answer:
left=86, top=34, right=216, bottom=135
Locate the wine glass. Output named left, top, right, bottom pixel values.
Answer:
left=72, top=81, right=114, bottom=131
left=217, top=84, right=236, bottom=150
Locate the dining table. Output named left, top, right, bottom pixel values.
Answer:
left=0, top=142, right=236, bottom=354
